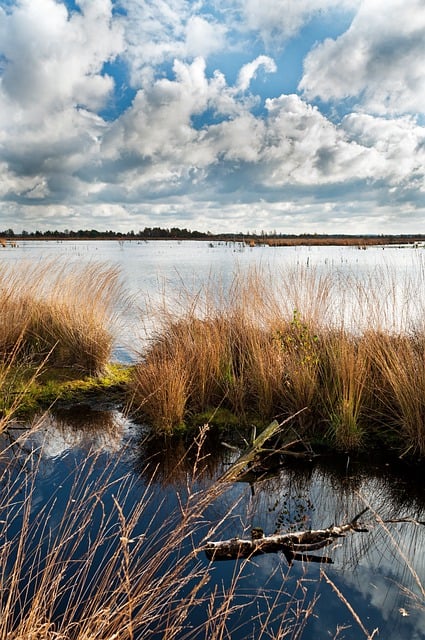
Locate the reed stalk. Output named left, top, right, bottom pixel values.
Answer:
left=321, top=331, right=371, bottom=449
left=368, top=331, right=425, bottom=457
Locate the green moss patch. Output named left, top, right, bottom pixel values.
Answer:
left=1, top=363, right=132, bottom=418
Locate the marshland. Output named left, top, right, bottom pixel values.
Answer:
left=1, top=238, right=425, bottom=638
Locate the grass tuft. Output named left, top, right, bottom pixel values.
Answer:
left=130, top=265, right=425, bottom=457
left=0, top=260, right=122, bottom=375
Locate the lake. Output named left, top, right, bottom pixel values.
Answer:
left=1, top=239, right=425, bottom=638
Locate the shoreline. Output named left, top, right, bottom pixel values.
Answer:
left=2, top=234, right=425, bottom=246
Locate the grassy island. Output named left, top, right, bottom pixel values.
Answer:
left=130, top=265, right=425, bottom=460
left=2, top=257, right=425, bottom=461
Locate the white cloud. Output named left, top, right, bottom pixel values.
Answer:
left=121, top=0, right=227, bottom=86
left=299, top=0, right=425, bottom=115
left=101, top=64, right=424, bottom=206
left=104, top=57, right=211, bottom=160
left=260, top=94, right=379, bottom=185
left=185, top=15, right=227, bottom=58
left=0, top=0, right=123, bottom=204
left=237, top=55, right=277, bottom=92
left=239, top=0, right=360, bottom=42
left=342, top=113, right=425, bottom=185
left=83, top=62, right=425, bottom=213
left=204, top=113, right=266, bottom=163
left=0, top=0, right=124, bottom=115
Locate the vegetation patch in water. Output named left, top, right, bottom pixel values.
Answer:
left=129, top=267, right=425, bottom=460
left=4, top=258, right=425, bottom=461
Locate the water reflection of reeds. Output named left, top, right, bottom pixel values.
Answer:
left=134, top=426, right=232, bottom=487
left=1, top=412, right=425, bottom=638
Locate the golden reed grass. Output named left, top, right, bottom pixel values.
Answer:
left=131, top=263, right=425, bottom=458
left=0, top=260, right=122, bottom=375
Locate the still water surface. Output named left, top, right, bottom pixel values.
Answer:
left=1, top=240, right=425, bottom=638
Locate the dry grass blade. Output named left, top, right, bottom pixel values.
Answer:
left=320, top=570, right=379, bottom=639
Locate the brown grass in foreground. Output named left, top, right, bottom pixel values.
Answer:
left=1, top=423, right=421, bottom=639
left=131, top=265, right=425, bottom=458
left=0, top=426, right=323, bottom=640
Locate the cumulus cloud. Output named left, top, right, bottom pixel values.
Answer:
left=239, top=0, right=360, bottom=43
left=299, top=0, right=425, bottom=115
left=185, top=15, right=227, bottom=58
left=342, top=113, right=425, bottom=181
left=100, top=62, right=424, bottom=207
left=104, top=57, right=213, bottom=162
left=0, top=0, right=123, bottom=204
left=0, top=0, right=424, bottom=234
left=0, top=0, right=124, bottom=114
left=121, top=0, right=227, bottom=86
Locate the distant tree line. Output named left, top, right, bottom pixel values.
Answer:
left=0, top=227, right=211, bottom=239
left=2, top=227, right=425, bottom=243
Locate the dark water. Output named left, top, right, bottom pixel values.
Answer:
left=1, top=406, right=425, bottom=639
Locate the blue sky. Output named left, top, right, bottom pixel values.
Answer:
left=0, top=0, right=424, bottom=234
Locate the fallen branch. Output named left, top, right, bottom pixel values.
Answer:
left=204, top=508, right=369, bottom=563
left=219, top=410, right=313, bottom=483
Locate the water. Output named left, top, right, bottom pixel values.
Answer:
left=1, top=239, right=425, bottom=638
left=2, top=410, right=425, bottom=638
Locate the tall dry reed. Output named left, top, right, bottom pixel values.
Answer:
left=0, top=260, right=122, bottom=374
left=366, top=331, right=425, bottom=457
left=130, top=269, right=328, bottom=435
left=320, top=331, right=371, bottom=449
left=131, top=262, right=425, bottom=457
left=0, top=425, right=320, bottom=639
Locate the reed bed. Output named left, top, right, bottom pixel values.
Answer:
left=250, top=236, right=422, bottom=247
left=131, top=264, right=425, bottom=458
left=0, top=260, right=122, bottom=375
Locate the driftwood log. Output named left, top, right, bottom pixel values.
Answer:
left=204, top=508, right=369, bottom=563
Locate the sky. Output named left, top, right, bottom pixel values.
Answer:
left=0, top=0, right=424, bottom=235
